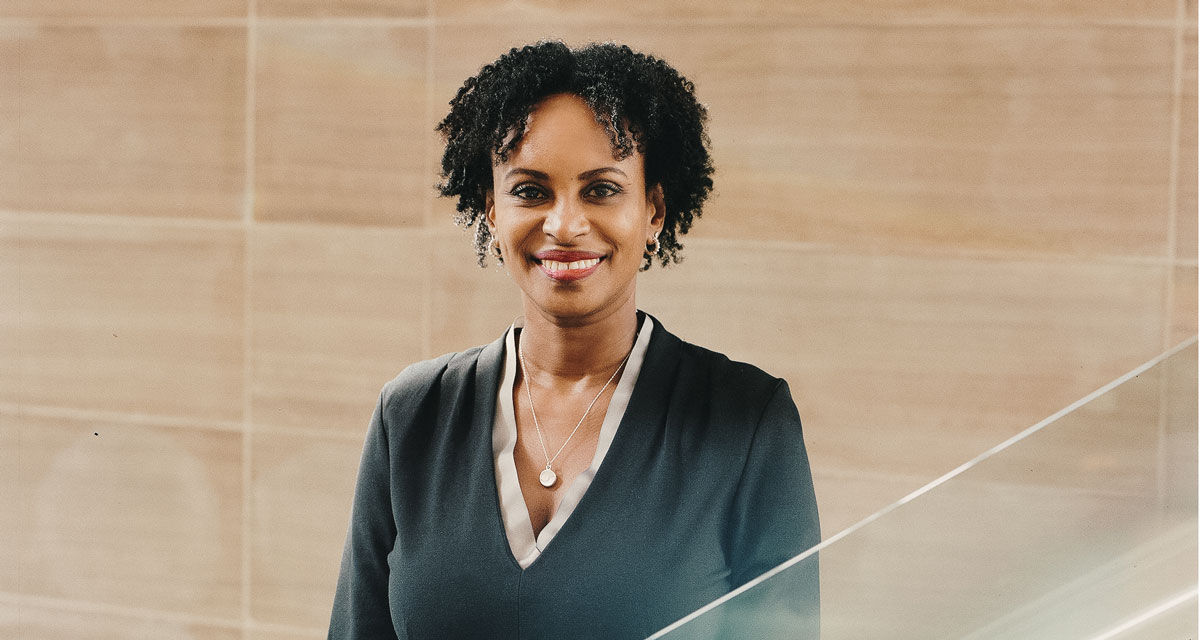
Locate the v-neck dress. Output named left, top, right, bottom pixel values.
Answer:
left=328, top=314, right=820, bottom=640
left=493, top=315, right=654, bottom=569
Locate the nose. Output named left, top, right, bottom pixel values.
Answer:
left=542, top=196, right=590, bottom=243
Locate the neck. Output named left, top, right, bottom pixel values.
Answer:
left=518, top=300, right=640, bottom=383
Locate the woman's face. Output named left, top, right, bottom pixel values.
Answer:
left=487, top=93, right=665, bottom=326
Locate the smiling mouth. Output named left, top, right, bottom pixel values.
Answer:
left=535, top=256, right=604, bottom=281
left=541, top=257, right=601, bottom=272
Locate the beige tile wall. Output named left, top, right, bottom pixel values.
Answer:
left=254, top=25, right=427, bottom=227
left=17, top=413, right=243, bottom=618
left=2, top=0, right=1195, bottom=636
left=1, top=27, right=246, bottom=220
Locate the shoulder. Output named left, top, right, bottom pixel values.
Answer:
left=377, top=340, right=496, bottom=412
left=648, top=318, right=791, bottom=422
left=679, top=340, right=782, bottom=393
left=663, top=322, right=785, bottom=393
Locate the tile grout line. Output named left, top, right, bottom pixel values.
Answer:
left=253, top=423, right=375, bottom=442
left=283, top=15, right=1182, bottom=29
left=0, top=401, right=368, bottom=441
left=0, top=16, right=425, bottom=27
left=0, top=590, right=328, bottom=637
left=0, top=17, right=251, bottom=27
left=1163, top=0, right=1185, bottom=344
left=242, top=3, right=258, bottom=229
left=13, top=27, right=25, bottom=615
left=15, top=35, right=25, bottom=606
left=0, top=209, right=245, bottom=229
left=1155, top=0, right=1187, bottom=517
left=422, top=6, right=436, bottom=361
left=0, top=591, right=243, bottom=631
left=242, top=621, right=327, bottom=638
left=679, top=236, right=1192, bottom=267
left=0, top=402, right=244, bottom=432
left=429, top=15, right=1182, bottom=29
left=0, top=15, right=1181, bottom=29
left=424, top=0, right=436, bottom=232
left=3, top=207, right=1190, bottom=269
left=240, top=0, right=259, bottom=636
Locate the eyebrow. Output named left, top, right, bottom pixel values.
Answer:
left=578, top=167, right=627, bottom=180
left=503, top=167, right=628, bottom=182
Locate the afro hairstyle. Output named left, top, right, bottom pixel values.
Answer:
left=435, top=40, right=714, bottom=269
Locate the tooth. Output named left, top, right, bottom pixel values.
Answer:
left=568, top=261, right=580, bottom=270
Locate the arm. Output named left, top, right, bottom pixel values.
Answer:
left=328, top=391, right=400, bottom=639
left=724, top=379, right=821, bottom=638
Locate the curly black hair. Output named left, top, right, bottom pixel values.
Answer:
left=436, top=41, right=714, bottom=269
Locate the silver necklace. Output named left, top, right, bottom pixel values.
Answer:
left=518, top=339, right=632, bottom=488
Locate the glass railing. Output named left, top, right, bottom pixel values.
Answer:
left=652, top=339, right=1199, bottom=640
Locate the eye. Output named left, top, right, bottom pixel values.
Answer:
left=586, top=182, right=623, bottom=199
left=509, top=184, right=547, bottom=202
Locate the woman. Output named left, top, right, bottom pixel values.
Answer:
left=329, top=41, right=819, bottom=639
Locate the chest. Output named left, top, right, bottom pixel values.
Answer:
left=380, top=358, right=749, bottom=639
left=511, top=382, right=615, bottom=535
left=387, top=460, right=733, bottom=640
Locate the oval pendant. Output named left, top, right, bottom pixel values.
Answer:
left=539, top=468, right=558, bottom=488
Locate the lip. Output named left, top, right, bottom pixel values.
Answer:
left=534, top=250, right=605, bottom=262
left=533, top=250, right=605, bottom=282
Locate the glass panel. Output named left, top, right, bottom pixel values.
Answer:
left=653, top=341, right=1198, bottom=640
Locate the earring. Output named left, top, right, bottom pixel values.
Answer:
left=647, top=233, right=661, bottom=256
left=487, top=236, right=502, bottom=260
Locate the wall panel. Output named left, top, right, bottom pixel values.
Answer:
left=250, top=431, right=361, bottom=628
left=250, top=224, right=425, bottom=435
left=428, top=231, right=524, bottom=356
left=0, top=409, right=16, bottom=594
left=17, top=414, right=242, bottom=617
left=1, top=27, right=246, bottom=220
left=3, top=217, right=244, bottom=421
left=255, top=25, right=427, bottom=228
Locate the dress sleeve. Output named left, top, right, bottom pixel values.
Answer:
left=724, top=379, right=821, bottom=638
left=328, top=391, right=400, bottom=639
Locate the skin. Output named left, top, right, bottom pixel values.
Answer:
left=485, top=93, right=665, bottom=535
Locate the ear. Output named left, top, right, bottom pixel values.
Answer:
left=484, top=190, right=496, bottom=231
left=646, top=183, right=666, bottom=235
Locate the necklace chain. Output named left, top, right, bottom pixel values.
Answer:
left=518, top=337, right=632, bottom=487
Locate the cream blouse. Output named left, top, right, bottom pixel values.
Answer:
left=491, top=315, right=655, bottom=569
